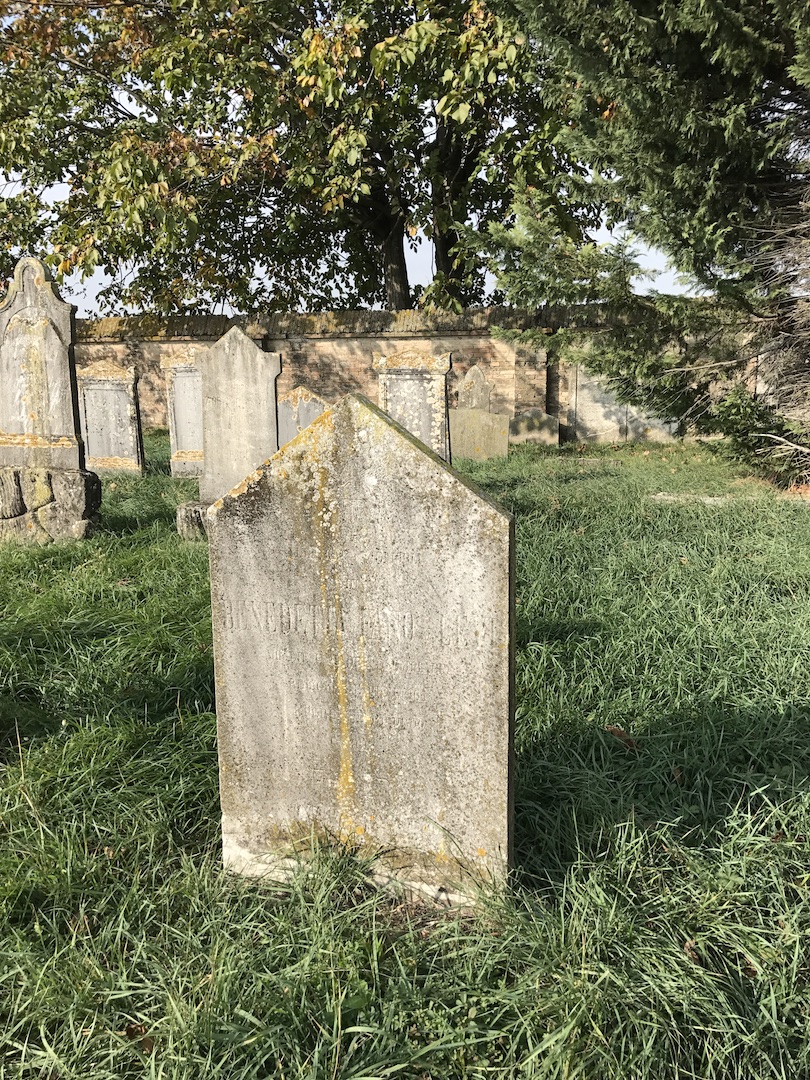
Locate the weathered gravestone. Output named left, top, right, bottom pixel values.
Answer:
left=373, top=347, right=450, bottom=461
left=0, top=258, right=100, bottom=543
left=449, top=366, right=509, bottom=461
left=162, top=357, right=204, bottom=477
left=277, top=385, right=328, bottom=448
left=77, top=359, right=144, bottom=474
left=207, top=394, right=514, bottom=902
left=177, top=328, right=281, bottom=539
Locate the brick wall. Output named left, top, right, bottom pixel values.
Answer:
left=75, top=309, right=549, bottom=429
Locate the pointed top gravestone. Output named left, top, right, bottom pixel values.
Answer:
left=207, top=394, right=514, bottom=902
left=198, top=327, right=281, bottom=504
left=458, top=366, right=492, bottom=411
left=0, top=257, right=82, bottom=469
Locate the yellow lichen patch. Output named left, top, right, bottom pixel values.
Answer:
left=476, top=848, right=487, bottom=859
left=0, top=433, right=73, bottom=448
left=88, top=456, right=140, bottom=471
left=355, top=825, right=366, bottom=837
left=77, top=359, right=133, bottom=381
left=174, top=450, right=203, bottom=461
left=278, top=385, right=328, bottom=408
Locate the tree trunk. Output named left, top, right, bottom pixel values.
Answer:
left=383, top=218, right=411, bottom=310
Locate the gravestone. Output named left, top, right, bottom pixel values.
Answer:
left=449, top=366, right=509, bottom=461
left=177, top=328, right=280, bottom=539
left=509, top=409, right=560, bottom=446
left=277, top=385, right=329, bottom=448
left=0, top=257, right=82, bottom=470
left=373, top=347, right=450, bottom=460
left=0, top=257, right=100, bottom=543
left=458, top=365, right=492, bottom=411
left=162, top=358, right=203, bottom=477
left=77, top=359, right=144, bottom=474
left=208, top=394, right=514, bottom=902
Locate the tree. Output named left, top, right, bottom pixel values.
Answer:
left=483, top=0, right=810, bottom=477
left=499, top=0, right=810, bottom=296
left=0, top=0, right=581, bottom=312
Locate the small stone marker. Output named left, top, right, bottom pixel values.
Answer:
left=0, top=257, right=100, bottom=543
left=208, top=394, right=514, bottom=902
left=77, top=359, right=144, bottom=474
left=176, top=328, right=280, bottom=539
left=450, top=410, right=510, bottom=461
left=449, top=366, right=509, bottom=461
left=373, top=347, right=450, bottom=460
left=277, top=385, right=328, bottom=448
left=509, top=409, right=560, bottom=446
left=0, top=257, right=82, bottom=470
left=162, top=358, right=203, bottom=477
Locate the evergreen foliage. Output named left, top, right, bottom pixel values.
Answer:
left=488, top=1, right=810, bottom=477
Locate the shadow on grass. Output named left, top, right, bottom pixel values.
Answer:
left=513, top=699, right=810, bottom=890
left=0, top=615, right=214, bottom=762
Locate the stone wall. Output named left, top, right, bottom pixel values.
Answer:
left=75, top=308, right=671, bottom=443
left=75, top=309, right=548, bottom=431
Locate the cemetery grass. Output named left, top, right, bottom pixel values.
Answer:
left=1, top=436, right=810, bottom=1079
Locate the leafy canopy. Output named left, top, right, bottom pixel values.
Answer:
left=0, top=0, right=582, bottom=311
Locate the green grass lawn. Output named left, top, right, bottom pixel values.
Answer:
left=2, top=435, right=810, bottom=1079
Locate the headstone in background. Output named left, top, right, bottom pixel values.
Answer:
left=277, top=385, right=329, bottom=448
left=450, top=366, right=509, bottom=461
left=77, top=359, right=144, bottom=474
left=0, top=258, right=100, bottom=543
left=450, top=410, right=510, bottom=461
left=199, top=328, right=281, bottom=505
left=208, top=394, right=514, bottom=903
left=0, top=257, right=82, bottom=470
left=509, top=409, right=560, bottom=446
left=161, top=358, right=203, bottom=477
left=457, top=365, right=492, bottom=411
left=176, top=328, right=280, bottom=540
left=373, top=347, right=450, bottom=460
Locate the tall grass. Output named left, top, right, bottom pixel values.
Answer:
left=1, top=437, right=809, bottom=1078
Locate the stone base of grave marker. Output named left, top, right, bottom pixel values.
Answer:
left=0, top=467, right=101, bottom=544
left=176, top=501, right=208, bottom=541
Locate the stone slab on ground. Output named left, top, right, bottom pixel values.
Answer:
left=176, top=500, right=208, bottom=540
left=0, top=258, right=83, bottom=470
left=509, top=408, right=560, bottom=446
left=207, top=393, right=514, bottom=902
